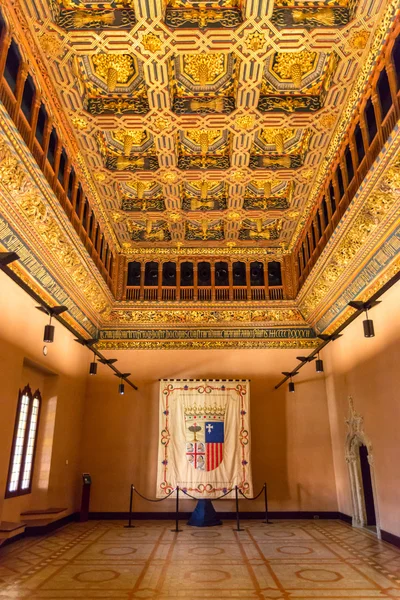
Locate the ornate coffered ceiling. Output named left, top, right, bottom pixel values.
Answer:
left=7, top=0, right=392, bottom=255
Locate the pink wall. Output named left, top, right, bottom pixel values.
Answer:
left=81, top=348, right=337, bottom=514
left=324, top=280, right=400, bottom=537
left=0, top=272, right=89, bottom=522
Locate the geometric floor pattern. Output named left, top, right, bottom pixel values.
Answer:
left=1, top=520, right=400, bottom=599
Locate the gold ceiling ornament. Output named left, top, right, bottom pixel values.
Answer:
left=319, top=113, right=337, bottom=129
left=273, top=51, right=317, bottom=87
left=292, top=8, right=335, bottom=26
left=348, top=30, right=370, bottom=50
left=166, top=211, right=182, bottom=223
left=162, top=171, right=178, bottom=184
left=300, top=167, right=314, bottom=181
left=111, top=211, right=125, bottom=223
left=73, top=11, right=115, bottom=28
left=114, top=130, right=146, bottom=155
left=260, top=128, right=295, bottom=152
left=153, top=116, right=171, bottom=132
left=92, top=54, right=135, bottom=91
left=226, top=241, right=237, bottom=248
left=70, top=114, right=88, bottom=131
left=285, top=209, right=300, bottom=220
left=183, top=54, right=225, bottom=86
left=245, top=31, right=267, bottom=52
left=227, top=210, right=242, bottom=222
left=186, top=129, right=222, bottom=153
left=235, top=115, right=255, bottom=131
left=191, top=199, right=214, bottom=210
left=116, top=156, right=145, bottom=170
left=231, top=169, right=246, bottom=181
left=38, top=32, right=63, bottom=59
left=128, top=180, right=153, bottom=199
left=94, top=171, right=106, bottom=182
left=141, top=33, right=163, bottom=53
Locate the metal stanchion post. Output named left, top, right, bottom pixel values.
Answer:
left=234, top=485, right=244, bottom=531
left=124, top=484, right=135, bottom=528
left=263, top=482, right=272, bottom=524
left=171, top=486, right=182, bottom=532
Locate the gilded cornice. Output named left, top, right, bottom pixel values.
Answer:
left=97, top=339, right=318, bottom=351
left=297, top=126, right=400, bottom=330
left=0, top=114, right=113, bottom=329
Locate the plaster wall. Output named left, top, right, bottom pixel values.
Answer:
left=324, top=280, right=400, bottom=538
left=81, top=348, right=337, bottom=514
left=0, top=272, right=89, bottom=523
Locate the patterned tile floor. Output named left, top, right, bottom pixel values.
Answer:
left=1, top=519, right=400, bottom=599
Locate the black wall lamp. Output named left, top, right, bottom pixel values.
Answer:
left=36, top=305, right=68, bottom=344
left=348, top=300, right=381, bottom=338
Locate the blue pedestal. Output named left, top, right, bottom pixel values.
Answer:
left=187, top=500, right=223, bottom=527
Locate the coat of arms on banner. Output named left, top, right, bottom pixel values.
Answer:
left=185, top=404, right=225, bottom=472
left=156, top=379, right=253, bottom=498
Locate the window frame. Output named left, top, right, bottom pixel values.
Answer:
left=5, top=385, right=42, bottom=499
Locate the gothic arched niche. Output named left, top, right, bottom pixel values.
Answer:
left=345, top=397, right=380, bottom=537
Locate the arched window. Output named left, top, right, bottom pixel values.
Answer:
left=6, top=385, right=41, bottom=498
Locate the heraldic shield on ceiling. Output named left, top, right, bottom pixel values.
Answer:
left=157, top=379, right=253, bottom=499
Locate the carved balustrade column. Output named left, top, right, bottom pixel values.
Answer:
left=139, top=259, right=145, bottom=301
left=14, top=61, right=29, bottom=121
left=41, top=116, right=53, bottom=170
left=176, top=261, right=181, bottom=301
left=246, top=260, right=251, bottom=300
left=358, top=109, right=371, bottom=168
left=28, top=91, right=42, bottom=149
left=228, top=259, right=233, bottom=301
left=157, top=261, right=162, bottom=301
left=193, top=260, right=198, bottom=301
left=211, top=259, right=216, bottom=301
left=385, top=61, right=399, bottom=113
left=0, top=31, right=12, bottom=81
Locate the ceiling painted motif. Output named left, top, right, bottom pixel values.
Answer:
left=14, top=0, right=390, bottom=254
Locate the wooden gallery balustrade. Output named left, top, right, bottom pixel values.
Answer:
left=295, top=25, right=400, bottom=290
left=0, top=11, right=114, bottom=290
left=124, top=259, right=286, bottom=302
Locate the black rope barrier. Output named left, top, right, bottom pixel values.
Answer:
left=125, top=482, right=271, bottom=531
left=124, top=485, right=177, bottom=529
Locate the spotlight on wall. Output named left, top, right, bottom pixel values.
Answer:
left=114, top=373, right=131, bottom=395
left=282, top=371, right=297, bottom=393
left=348, top=300, right=381, bottom=339
left=89, top=353, right=97, bottom=375
left=36, top=305, right=68, bottom=344
left=315, top=353, right=324, bottom=373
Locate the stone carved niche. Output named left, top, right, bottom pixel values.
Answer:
left=345, top=397, right=380, bottom=537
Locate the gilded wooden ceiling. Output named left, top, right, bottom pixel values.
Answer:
left=9, top=0, right=389, bottom=254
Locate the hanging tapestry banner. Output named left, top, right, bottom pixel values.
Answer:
left=156, top=379, right=253, bottom=498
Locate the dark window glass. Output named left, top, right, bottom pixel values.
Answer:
left=88, top=213, right=95, bottom=239
left=198, top=262, right=211, bottom=286
left=0, top=12, right=5, bottom=37
left=20, top=73, right=35, bottom=122
left=250, top=261, right=264, bottom=286
left=345, top=146, right=354, bottom=183
left=215, top=262, right=229, bottom=286
left=317, top=210, right=323, bottom=236
left=57, top=148, right=67, bottom=184
left=109, top=255, right=113, bottom=277
left=99, top=235, right=104, bottom=260
left=393, top=35, right=400, bottom=89
left=145, top=261, right=159, bottom=286
left=306, top=235, right=311, bottom=259
left=105, top=246, right=109, bottom=270
left=268, top=261, right=282, bottom=286
left=337, top=167, right=345, bottom=199
left=322, top=197, right=329, bottom=228
left=377, top=68, right=392, bottom=119
left=35, top=103, right=47, bottom=147
left=162, top=262, right=176, bottom=286
left=329, top=181, right=336, bottom=213
left=354, top=123, right=365, bottom=163
left=180, top=262, right=193, bottom=286
left=303, top=241, right=307, bottom=262
left=298, top=253, right=302, bottom=274
left=365, top=97, right=377, bottom=143
left=4, top=40, right=21, bottom=94
left=232, top=261, right=246, bottom=286
left=127, top=261, right=141, bottom=286
left=68, top=167, right=75, bottom=199
left=47, top=128, right=58, bottom=167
